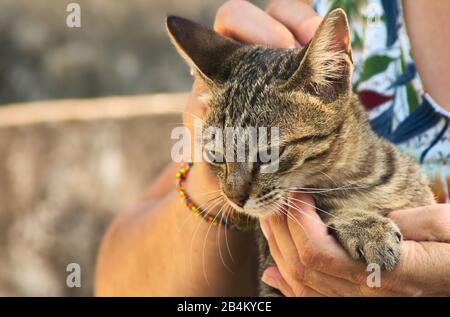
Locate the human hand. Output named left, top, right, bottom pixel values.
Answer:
left=215, top=0, right=322, bottom=47
left=259, top=194, right=450, bottom=296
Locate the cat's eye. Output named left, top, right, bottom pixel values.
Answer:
left=204, top=148, right=225, bottom=164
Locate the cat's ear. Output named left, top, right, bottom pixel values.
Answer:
left=166, top=16, right=242, bottom=83
left=283, top=9, right=353, bottom=98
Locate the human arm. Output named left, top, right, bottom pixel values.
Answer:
left=94, top=0, right=337, bottom=296
left=94, top=80, right=259, bottom=296
left=403, top=0, right=450, bottom=112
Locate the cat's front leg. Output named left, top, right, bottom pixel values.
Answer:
left=326, top=210, right=402, bottom=271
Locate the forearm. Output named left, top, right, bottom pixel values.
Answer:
left=142, top=162, right=178, bottom=200
left=95, top=164, right=258, bottom=296
left=403, top=0, right=450, bottom=111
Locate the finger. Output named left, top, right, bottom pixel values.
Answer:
left=296, top=240, right=449, bottom=296
left=261, top=217, right=302, bottom=295
left=265, top=213, right=312, bottom=292
left=265, top=209, right=367, bottom=296
left=286, top=193, right=370, bottom=284
left=261, top=266, right=296, bottom=297
left=264, top=220, right=387, bottom=297
left=286, top=193, right=332, bottom=247
left=264, top=214, right=355, bottom=296
left=389, top=204, right=450, bottom=242
left=267, top=213, right=301, bottom=269
left=300, top=267, right=367, bottom=296
left=262, top=215, right=308, bottom=292
left=302, top=265, right=407, bottom=297
left=266, top=196, right=397, bottom=295
left=260, top=216, right=285, bottom=264
left=285, top=194, right=441, bottom=293
left=214, top=0, right=299, bottom=47
left=384, top=240, right=450, bottom=296
left=266, top=0, right=323, bottom=45
left=262, top=266, right=324, bottom=297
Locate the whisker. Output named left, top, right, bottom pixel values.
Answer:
left=319, top=171, right=338, bottom=187
left=187, top=189, right=222, bottom=201
left=280, top=200, right=334, bottom=230
left=223, top=205, right=236, bottom=265
left=274, top=203, right=310, bottom=242
left=202, top=204, right=226, bottom=286
left=285, top=183, right=371, bottom=193
left=254, top=188, right=281, bottom=204
left=188, top=198, right=223, bottom=280
left=272, top=200, right=309, bottom=236
left=288, top=196, right=352, bottom=226
left=217, top=205, right=234, bottom=273
left=178, top=195, right=222, bottom=233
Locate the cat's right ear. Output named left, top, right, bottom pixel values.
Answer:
left=166, top=16, right=242, bottom=84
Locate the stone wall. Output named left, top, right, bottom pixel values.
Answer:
left=0, top=94, right=187, bottom=296
left=0, top=0, right=264, bottom=105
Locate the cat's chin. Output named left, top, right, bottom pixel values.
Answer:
left=227, top=198, right=287, bottom=219
left=239, top=208, right=274, bottom=219
left=226, top=201, right=269, bottom=218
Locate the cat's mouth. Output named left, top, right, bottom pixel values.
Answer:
left=223, top=192, right=288, bottom=219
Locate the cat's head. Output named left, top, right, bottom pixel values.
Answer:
left=167, top=9, right=354, bottom=217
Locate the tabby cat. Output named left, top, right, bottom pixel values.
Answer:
left=166, top=9, right=435, bottom=296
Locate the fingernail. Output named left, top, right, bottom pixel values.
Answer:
left=260, top=219, right=271, bottom=240
left=288, top=41, right=301, bottom=49
left=261, top=270, right=277, bottom=288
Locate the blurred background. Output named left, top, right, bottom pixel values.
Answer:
left=0, top=0, right=264, bottom=296
left=1, top=0, right=236, bottom=104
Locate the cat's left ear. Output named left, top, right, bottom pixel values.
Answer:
left=166, top=16, right=242, bottom=84
left=283, top=9, right=353, bottom=98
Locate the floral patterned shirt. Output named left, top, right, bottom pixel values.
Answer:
left=314, top=0, right=450, bottom=203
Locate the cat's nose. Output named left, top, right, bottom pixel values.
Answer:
left=228, top=192, right=249, bottom=208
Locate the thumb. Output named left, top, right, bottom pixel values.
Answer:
left=388, top=204, right=450, bottom=243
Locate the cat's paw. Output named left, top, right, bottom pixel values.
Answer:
left=328, top=214, right=402, bottom=271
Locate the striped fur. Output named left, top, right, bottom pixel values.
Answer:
left=167, top=9, right=435, bottom=296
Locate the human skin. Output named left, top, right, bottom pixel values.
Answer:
left=94, top=83, right=259, bottom=296
left=260, top=195, right=450, bottom=296
left=95, top=0, right=315, bottom=297
left=403, top=0, right=450, bottom=112
left=95, top=0, right=450, bottom=296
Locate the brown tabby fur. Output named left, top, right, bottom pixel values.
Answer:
left=166, top=9, right=435, bottom=296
